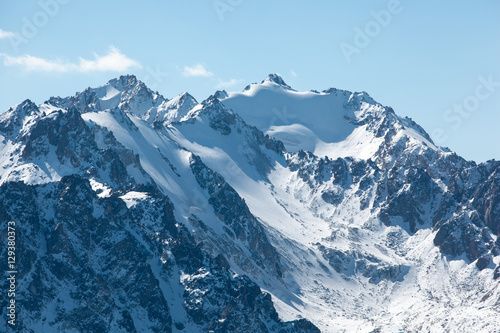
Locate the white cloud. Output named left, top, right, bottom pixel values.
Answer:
left=78, top=46, right=142, bottom=72
left=0, top=28, right=16, bottom=39
left=215, top=78, right=243, bottom=89
left=182, top=63, right=213, bottom=77
left=291, top=70, right=298, bottom=78
left=0, top=46, right=141, bottom=73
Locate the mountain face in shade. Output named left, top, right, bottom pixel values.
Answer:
left=0, top=74, right=499, bottom=332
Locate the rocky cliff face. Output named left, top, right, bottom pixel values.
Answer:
left=0, top=174, right=318, bottom=332
left=0, top=74, right=498, bottom=332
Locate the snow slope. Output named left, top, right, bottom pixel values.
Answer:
left=220, top=74, right=437, bottom=160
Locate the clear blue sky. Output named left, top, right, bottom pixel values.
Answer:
left=1, top=0, right=499, bottom=162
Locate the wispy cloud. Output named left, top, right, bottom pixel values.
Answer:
left=0, top=46, right=141, bottom=72
left=0, top=28, right=16, bottom=39
left=291, top=70, right=298, bottom=78
left=181, top=63, right=242, bottom=90
left=182, top=63, right=213, bottom=77
left=215, top=78, right=243, bottom=89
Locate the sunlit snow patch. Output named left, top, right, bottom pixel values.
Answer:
left=89, top=178, right=113, bottom=198
left=119, top=191, right=150, bottom=208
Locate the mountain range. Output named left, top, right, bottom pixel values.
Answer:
left=0, top=74, right=499, bottom=332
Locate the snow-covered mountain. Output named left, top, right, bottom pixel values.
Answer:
left=0, top=74, right=499, bottom=332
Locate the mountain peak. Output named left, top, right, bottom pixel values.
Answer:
left=214, top=90, right=229, bottom=100
left=45, top=74, right=165, bottom=117
left=18, top=99, right=38, bottom=110
left=144, top=91, right=199, bottom=124
left=1, top=99, right=40, bottom=120
left=261, top=74, right=294, bottom=90
left=178, top=91, right=197, bottom=103
left=348, top=91, right=377, bottom=106
left=198, top=94, right=235, bottom=117
left=202, top=94, right=223, bottom=108
left=107, top=74, right=140, bottom=91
